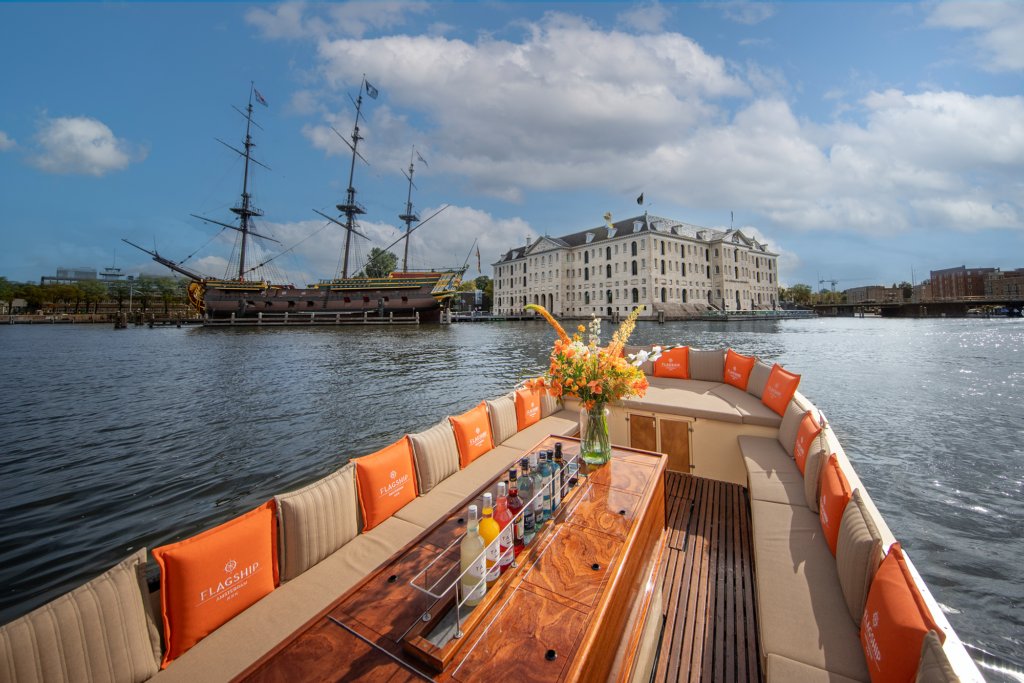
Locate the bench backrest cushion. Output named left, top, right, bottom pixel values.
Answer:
left=0, top=548, right=161, bottom=683
left=653, top=346, right=689, bottom=379
left=449, top=402, right=495, bottom=468
left=409, top=420, right=460, bottom=494
left=762, top=364, right=801, bottom=416
left=836, top=489, right=884, bottom=623
left=514, top=387, right=542, bottom=430
left=623, top=344, right=655, bottom=375
left=689, top=348, right=725, bottom=382
left=818, top=455, right=852, bottom=555
left=777, top=400, right=806, bottom=455
left=153, top=501, right=279, bottom=667
left=746, top=360, right=773, bottom=398
left=861, top=543, right=945, bottom=683
left=723, top=349, right=756, bottom=390
left=354, top=437, right=418, bottom=532
left=540, top=388, right=559, bottom=417
left=486, top=393, right=518, bottom=445
left=916, top=631, right=958, bottom=683
left=275, top=462, right=359, bottom=582
left=803, top=446, right=828, bottom=512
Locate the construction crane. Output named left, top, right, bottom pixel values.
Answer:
left=818, top=278, right=839, bottom=293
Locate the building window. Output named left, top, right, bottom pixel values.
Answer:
left=632, top=261, right=638, bottom=276
left=585, top=292, right=590, bottom=304
left=661, top=261, right=666, bottom=275
left=682, top=289, right=687, bottom=303
left=661, top=287, right=667, bottom=303
left=584, top=252, right=589, bottom=264
left=606, top=246, right=611, bottom=260
left=606, top=290, right=613, bottom=304
left=661, top=242, right=665, bottom=256
left=584, top=269, right=589, bottom=281
left=631, top=241, right=638, bottom=256
left=632, top=288, right=639, bottom=303
left=606, top=264, right=612, bottom=278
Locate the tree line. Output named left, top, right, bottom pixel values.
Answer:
left=0, top=275, right=189, bottom=315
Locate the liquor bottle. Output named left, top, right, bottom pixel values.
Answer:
left=507, top=469, right=525, bottom=556
left=551, top=449, right=564, bottom=512
left=494, top=481, right=513, bottom=574
left=460, top=505, right=486, bottom=607
left=538, top=451, right=553, bottom=522
left=561, top=441, right=579, bottom=487
left=479, top=493, right=501, bottom=588
left=530, top=452, right=545, bottom=524
left=518, top=457, right=536, bottom=545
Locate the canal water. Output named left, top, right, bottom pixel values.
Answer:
left=0, top=318, right=1021, bottom=677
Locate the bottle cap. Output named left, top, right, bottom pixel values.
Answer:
left=468, top=504, right=478, bottom=521
left=482, top=492, right=493, bottom=509
left=498, top=481, right=507, bottom=496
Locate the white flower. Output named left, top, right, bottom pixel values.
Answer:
left=649, top=345, right=663, bottom=362
left=628, top=350, right=650, bottom=366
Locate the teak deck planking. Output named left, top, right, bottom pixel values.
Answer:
left=655, top=472, right=761, bottom=683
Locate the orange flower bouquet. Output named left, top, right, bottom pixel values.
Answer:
left=525, top=304, right=655, bottom=464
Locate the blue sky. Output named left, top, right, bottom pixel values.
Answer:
left=1, top=1, right=1022, bottom=289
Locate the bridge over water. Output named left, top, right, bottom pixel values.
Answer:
left=814, top=295, right=1023, bottom=318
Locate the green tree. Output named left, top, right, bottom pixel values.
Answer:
left=0, top=277, right=14, bottom=314
left=898, top=281, right=913, bottom=300
left=363, top=248, right=398, bottom=278
left=787, top=283, right=813, bottom=306
left=110, top=281, right=129, bottom=311
left=133, top=276, right=157, bottom=311
left=78, top=280, right=108, bottom=313
left=155, top=276, right=183, bottom=315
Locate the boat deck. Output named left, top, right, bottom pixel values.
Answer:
left=655, top=472, right=761, bottom=683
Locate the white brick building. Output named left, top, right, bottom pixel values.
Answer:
left=493, top=214, right=779, bottom=318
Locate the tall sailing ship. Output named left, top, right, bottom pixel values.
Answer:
left=126, top=81, right=465, bottom=323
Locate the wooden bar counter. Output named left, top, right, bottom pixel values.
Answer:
left=237, top=436, right=667, bottom=683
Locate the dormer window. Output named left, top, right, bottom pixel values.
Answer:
left=633, top=220, right=643, bottom=233
left=585, top=232, right=595, bottom=244
left=607, top=227, right=617, bottom=238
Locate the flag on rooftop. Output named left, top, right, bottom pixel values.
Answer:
left=365, top=81, right=379, bottom=99
left=254, top=88, right=268, bottom=107
left=636, top=192, right=644, bottom=205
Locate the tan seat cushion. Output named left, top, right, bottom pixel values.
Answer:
left=688, top=348, right=725, bottom=381
left=778, top=400, right=808, bottom=456
left=408, top=419, right=460, bottom=494
left=916, top=631, right=960, bottom=683
left=710, top=384, right=783, bottom=427
left=619, top=382, right=742, bottom=423
left=741, top=436, right=808, bottom=507
left=750, top=500, right=869, bottom=681
left=0, top=548, right=162, bottom=683
left=836, top=490, right=883, bottom=624
left=275, top=462, right=360, bottom=582
left=485, top=393, right=517, bottom=445
left=428, top=445, right=525, bottom=501
left=151, top=517, right=422, bottom=682
left=500, top=409, right=578, bottom=452
left=747, top=360, right=773, bottom=399
left=765, top=654, right=867, bottom=682
left=393, top=488, right=466, bottom=528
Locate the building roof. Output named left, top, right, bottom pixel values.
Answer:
left=495, top=214, right=775, bottom=264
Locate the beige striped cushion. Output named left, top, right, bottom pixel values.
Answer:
left=836, top=489, right=884, bottom=623
left=408, top=419, right=460, bottom=493
left=540, top=389, right=559, bottom=417
left=916, top=631, right=959, bottom=682
left=486, top=394, right=517, bottom=444
left=746, top=360, right=773, bottom=399
left=275, top=462, right=360, bottom=582
left=689, top=348, right=725, bottom=382
left=0, top=548, right=161, bottom=683
left=777, top=400, right=807, bottom=456
left=803, top=441, right=828, bottom=512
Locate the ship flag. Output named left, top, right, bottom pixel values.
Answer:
left=254, top=88, right=268, bottom=107
left=636, top=192, right=644, bottom=205
left=416, top=150, right=428, bottom=167
left=476, top=246, right=482, bottom=273
left=365, top=81, right=379, bottom=99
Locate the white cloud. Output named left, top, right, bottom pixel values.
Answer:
left=30, top=116, right=144, bottom=176
left=926, top=0, right=1024, bottom=71
left=0, top=131, right=15, bottom=151
left=717, top=1, right=776, bottom=26
left=246, top=0, right=429, bottom=40
left=617, top=1, right=671, bottom=33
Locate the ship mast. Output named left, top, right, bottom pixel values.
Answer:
left=229, top=87, right=263, bottom=281
left=398, top=147, right=421, bottom=273
left=333, top=78, right=376, bottom=279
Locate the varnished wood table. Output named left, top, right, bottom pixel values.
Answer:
left=237, top=436, right=667, bottom=682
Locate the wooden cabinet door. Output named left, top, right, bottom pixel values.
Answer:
left=659, top=418, right=691, bottom=472
left=628, top=414, right=657, bottom=453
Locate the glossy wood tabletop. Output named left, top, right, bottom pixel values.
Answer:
left=238, top=436, right=667, bottom=683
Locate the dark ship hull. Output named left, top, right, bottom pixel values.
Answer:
left=189, top=270, right=463, bottom=322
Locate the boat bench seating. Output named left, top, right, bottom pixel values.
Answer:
left=146, top=392, right=576, bottom=682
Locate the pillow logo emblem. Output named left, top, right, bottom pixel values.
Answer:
left=475, top=427, right=481, bottom=435
left=224, top=559, right=237, bottom=573
left=872, top=611, right=879, bottom=628
left=390, top=470, right=397, bottom=480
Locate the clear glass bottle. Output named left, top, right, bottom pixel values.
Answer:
left=538, top=451, right=553, bottom=522
left=507, top=469, right=525, bottom=556
left=494, top=481, right=513, bottom=574
left=551, top=448, right=564, bottom=513
left=479, top=493, right=501, bottom=588
left=460, top=504, right=486, bottom=607
left=518, top=457, right=536, bottom=546
left=530, top=452, right=545, bottom=524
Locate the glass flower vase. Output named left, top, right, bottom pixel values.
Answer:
left=579, top=403, right=612, bottom=466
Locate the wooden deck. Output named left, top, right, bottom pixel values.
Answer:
left=654, top=472, right=761, bottom=683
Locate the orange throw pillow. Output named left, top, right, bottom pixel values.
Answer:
left=449, top=401, right=495, bottom=468
left=819, top=454, right=853, bottom=555
left=354, top=436, right=418, bottom=532
left=153, top=501, right=279, bottom=668
left=861, top=543, right=945, bottom=683
left=762, top=363, right=801, bottom=415
left=514, top=387, right=542, bottom=430
left=794, top=412, right=823, bottom=475
left=653, top=346, right=690, bottom=379
left=723, top=349, right=756, bottom=390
